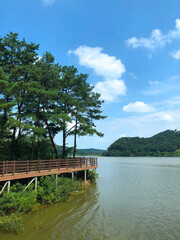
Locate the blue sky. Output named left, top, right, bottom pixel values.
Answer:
left=1, top=0, right=180, bottom=149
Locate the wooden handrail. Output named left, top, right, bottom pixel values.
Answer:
left=0, top=157, right=98, bottom=177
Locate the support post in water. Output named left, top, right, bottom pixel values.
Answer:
left=35, top=177, right=37, bottom=191
left=84, top=170, right=86, bottom=186
left=7, top=181, right=10, bottom=194
left=56, top=174, right=58, bottom=189
left=72, top=172, right=74, bottom=180
left=95, top=168, right=97, bottom=182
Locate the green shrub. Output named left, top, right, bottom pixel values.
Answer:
left=37, top=175, right=81, bottom=204
left=0, top=192, right=19, bottom=215
left=0, top=214, right=22, bottom=234
left=0, top=175, right=82, bottom=233
left=87, top=169, right=98, bottom=183
left=17, top=191, right=37, bottom=213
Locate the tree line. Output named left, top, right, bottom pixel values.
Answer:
left=0, top=32, right=106, bottom=161
left=103, top=130, right=180, bottom=157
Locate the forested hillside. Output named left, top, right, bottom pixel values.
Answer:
left=103, top=130, right=180, bottom=157
left=56, top=145, right=104, bottom=156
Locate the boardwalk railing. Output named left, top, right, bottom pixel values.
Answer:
left=0, top=157, right=98, bottom=177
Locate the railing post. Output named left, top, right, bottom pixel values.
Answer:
left=58, top=159, right=60, bottom=170
left=12, top=160, right=15, bottom=175
left=27, top=160, right=29, bottom=174
left=86, top=158, right=87, bottom=167
left=2, top=161, right=5, bottom=176
left=66, top=159, right=68, bottom=170
left=38, top=159, right=41, bottom=172
left=80, top=158, right=82, bottom=168
left=6, top=160, right=8, bottom=174
left=49, top=159, right=51, bottom=171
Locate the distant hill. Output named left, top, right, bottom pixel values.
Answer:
left=76, top=148, right=104, bottom=156
left=103, top=130, right=180, bottom=157
left=56, top=145, right=104, bottom=156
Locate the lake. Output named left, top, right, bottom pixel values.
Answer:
left=1, top=157, right=180, bottom=240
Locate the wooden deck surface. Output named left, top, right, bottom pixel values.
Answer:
left=0, top=157, right=98, bottom=182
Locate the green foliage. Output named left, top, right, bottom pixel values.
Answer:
left=0, top=192, right=19, bottom=215
left=56, top=146, right=104, bottom=157
left=0, top=175, right=82, bottom=233
left=103, top=130, right=180, bottom=157
left=18, top=191, right=37, bottom=214
left=0, top=187, right=37, bottom=215
left=0, top=32, right=105, bottom=161
left=0, top=214, right=22, bottom=234
left=37, top=175, right=80, bottom=203
left=0, top=176, right=81, bottom=214
left=87, top=169, right=98, bottom=183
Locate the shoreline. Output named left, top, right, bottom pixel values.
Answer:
left=0, top=171, right=97, bottom=234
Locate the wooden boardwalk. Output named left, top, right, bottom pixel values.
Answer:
left=0, top=157, right=98, bottom=182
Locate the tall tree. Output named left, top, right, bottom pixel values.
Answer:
left=24, top=52, right=61, bottom=159
left=56, top=66, right=79, bottom=158
left=0, top=32, right=39, bottom=160
left=57, top=69, right=106, bottom=158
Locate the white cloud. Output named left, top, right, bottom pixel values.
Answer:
left=123, top=101, right=155, bottom=113
left=43, top=0, right=56, bottom=6
left=144, top=76, right=180, bottom=95
left=170, top=50, right=180, bottom=59
left=88, top=109, right=180, bottom=148
left=156, top=96, right=180, bottom=108
left=95, top=79, right=126, bottom=102
left=68, top=46, right=126, bottom=102
left=109, top=110, right=180, bottom=138
left=68, top=46, right=125, bottom=79
left=166, top=96, right=180, bottom=106
left=126, top=19, right=180, bottom=51
left=54, top=95, right=180, bottom=149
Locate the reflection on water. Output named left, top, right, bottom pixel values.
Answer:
left=1, top=157, right=180, bottom=240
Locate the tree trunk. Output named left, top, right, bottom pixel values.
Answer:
left=73, top=117, right=78, bottom=158
left=18, top=129, right=22, bottom=160
left=34, top=97, right=41, bottom=160
left=46, top=120, right=59, bottom=159
left=37, top=134, right=40, bottom=160
left=10, top=127, right=16, bottom=161
left=1, top=108, right=7, bottom=138
left=31, top=136, right=35, bottom=160
left=62, top=124, right=66, bottom=159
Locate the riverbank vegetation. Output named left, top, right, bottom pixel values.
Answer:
left=0, top=32, right=106, bottom=161
left=0, top=170, right=97, bottom=234
left=103, top=130, right=180, bottom=157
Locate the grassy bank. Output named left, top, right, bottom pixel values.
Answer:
left=0, top=170, right=97, bottom=234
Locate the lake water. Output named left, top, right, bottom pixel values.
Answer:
left=1, top=157, right=180, bottom=240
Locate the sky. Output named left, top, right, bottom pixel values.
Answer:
left=1, top=0, right=180, bottom=149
